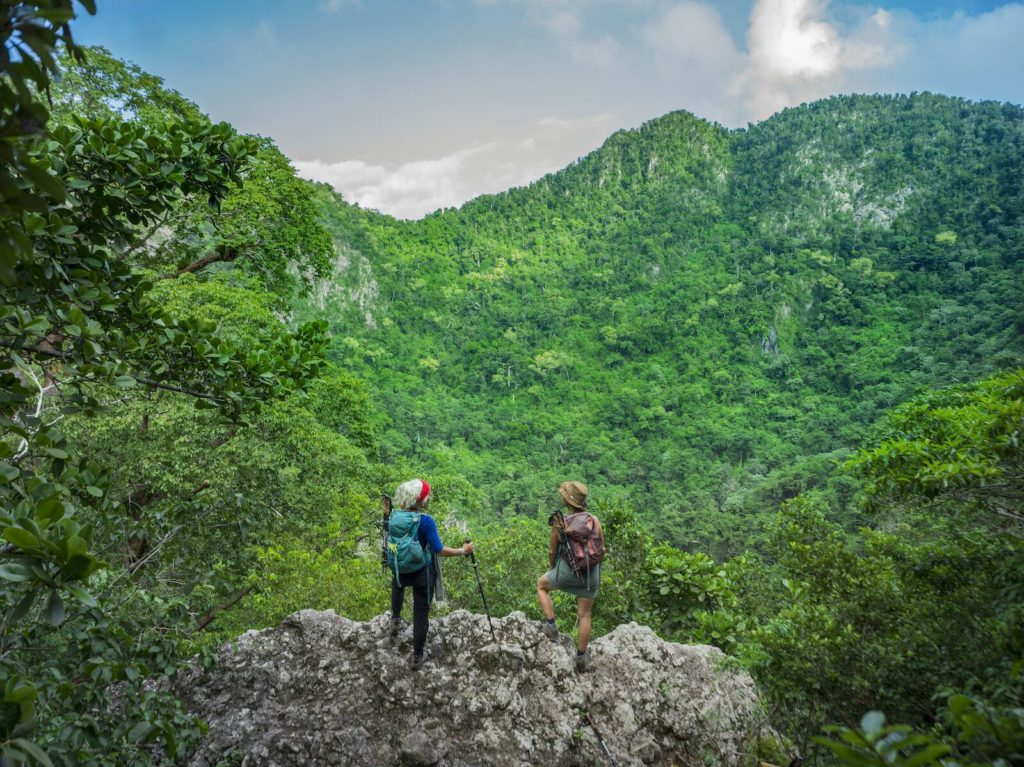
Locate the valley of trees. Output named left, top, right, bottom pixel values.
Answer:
left=308, top=91, right=1022, bottom=557
left=1, top=3, right=1021, bottom=765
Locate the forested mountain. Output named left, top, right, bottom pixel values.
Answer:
left=304, top=93, right=1024, bottom=553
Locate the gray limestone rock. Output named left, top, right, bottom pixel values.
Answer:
left=173, top=610, right=770, bottom=766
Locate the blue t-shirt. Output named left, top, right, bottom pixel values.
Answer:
left=415, top=512, right=444, bottom=554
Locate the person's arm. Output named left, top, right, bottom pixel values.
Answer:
left=421, top=514, right=472, bottom=557
left=548, top=524, right=560, bottom=568
left=439, top=543, right=472, bottom=558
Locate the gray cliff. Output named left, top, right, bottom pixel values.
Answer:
left=174, top=610, right=770, bottom=766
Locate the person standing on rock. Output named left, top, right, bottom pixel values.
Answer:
left=536, top=480, right=605, bottom=672
left=387, top=478, right=473, bottom=670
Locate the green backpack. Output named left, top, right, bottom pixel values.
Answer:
left=386, top=510, right=431, bottom=578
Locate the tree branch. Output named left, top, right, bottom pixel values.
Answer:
left=12, top=363, right=55, bottom=461
left=171, top=246, right=239, bottom=278
left=121, top=210, right=171, bottom=259
left=209, top=426, right=237, bottom=448
left=133, top=376, right=223, bottom=401
left=1, top=340, right=68, bottom=360
left=194, top=585, right=256, bottom=633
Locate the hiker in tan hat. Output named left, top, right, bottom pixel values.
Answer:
left=536, top=480, right=606, bottom=672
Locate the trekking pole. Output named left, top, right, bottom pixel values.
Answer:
left=464, top=538, right=498, bottom=645
left=584, top=711, right=619, bottom=767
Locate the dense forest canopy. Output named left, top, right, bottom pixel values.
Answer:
left=1, top=5, right=1021, bottom=766
left=305, top=92, right=1023, bottom=554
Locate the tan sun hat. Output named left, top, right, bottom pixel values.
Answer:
left=559, top=480, right=588, bottom=509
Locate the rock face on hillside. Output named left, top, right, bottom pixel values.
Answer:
left=174, top=610, right=769, bottom=766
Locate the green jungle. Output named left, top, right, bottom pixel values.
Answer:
left=1, top=4, right=1022, bottom=766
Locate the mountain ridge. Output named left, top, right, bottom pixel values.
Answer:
left=328, top=93, right=1022, bottom=226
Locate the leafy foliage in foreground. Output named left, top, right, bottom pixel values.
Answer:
left=0, top=12, right=336, bottom=763
left=817, top=688, right=1024, bottom=767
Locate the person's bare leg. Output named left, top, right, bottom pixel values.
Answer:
left=536, top=575, right=556, bottom=620
left=577, top=597, right=594, bottom=652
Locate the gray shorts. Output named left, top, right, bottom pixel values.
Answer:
left=544, top=558, right=600, bottom=600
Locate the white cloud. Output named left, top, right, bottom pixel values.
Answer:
left=295, top=150, right=488, bottom=219
left=748, top=0, right=844, bottom=78
left=294, top=113, right=619, bottom=219
left=734, top=0, right=898, bottom=120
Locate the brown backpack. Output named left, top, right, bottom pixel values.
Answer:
left=561, top=511, right=605, bottom=576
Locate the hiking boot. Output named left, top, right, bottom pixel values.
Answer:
left=542, top=621, right=559, bottom=640
left=411, top=649, right=427, bottom=670
left=576, top=650, right=589, bottom=673
left=389, top=617, right=402, bottom=638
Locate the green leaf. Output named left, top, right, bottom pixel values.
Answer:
left=4, top=683, right=37, bottom=705
left=8, top=590, right=37, bottom=623
left=902, top=743, right=952, bottom=767
left=861, top=710, right=886, bottom=738
left=162, top=723, right=178, bottom=757
left=64, top=584, right=97, bottom=608
left=813, top=737, right=874, bottom=767
left=2, top=702, right=20, bottom=740
left=3, top=528, right=40, bottom=550
left=43, top=591, right=65, bottom=626
left=85, top=485, right=104, bottom=498
left=0, top=462, right=20, bottom=482
left=35, top=499, right=65, bottom=526
left=0, top=564, right=33, bottom=582
left=947, top=694, right=972, bottom=718
left=113, top=375, right=137, bottom=388
left=63, top=554, right=96, bottom=582
left=11, top=739, right=54, bottom=767
left=127, top=721, right=154, bottom=743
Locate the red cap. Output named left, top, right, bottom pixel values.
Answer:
left=418, top=480, right=431, bottom=503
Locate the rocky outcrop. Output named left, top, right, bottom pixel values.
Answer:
left=174, top=610, right=770, bottom=767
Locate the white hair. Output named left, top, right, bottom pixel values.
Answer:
left=394, top=479, right=427, bottom=510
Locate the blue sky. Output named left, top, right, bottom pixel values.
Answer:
left=76, top=0, right=1024, bottom=218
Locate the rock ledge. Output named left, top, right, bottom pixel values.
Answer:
left=175, top=609, right=769, bottom=767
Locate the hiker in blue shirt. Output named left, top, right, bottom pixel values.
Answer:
left=387, top=478, right=473, bottom=669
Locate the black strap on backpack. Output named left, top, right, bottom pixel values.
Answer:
left=550, top=508, right=583, bottom=579
left=380, top=494, right=392, bottom=574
